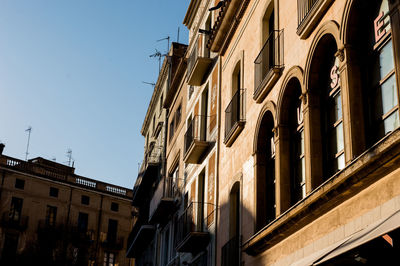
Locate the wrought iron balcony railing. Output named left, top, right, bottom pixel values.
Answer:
left=149, top=176, right=183, bottom=223
left=254, top=30, right=284, bottom=102
left=176, top=202, right=213, bottom=253
left=224, top=89, right=246, bottom=145
left=187, top=33, right=212, bottom=86
left=297, top=0, right=320, bottom=28
left=184, top=115, right=215, bottom=163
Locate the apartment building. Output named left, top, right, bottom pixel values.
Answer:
left=0, top=148, right=133, bottom=266
left=214, top=0, right=400, bottom=265
left=127, top=42, right=188, bottom=265
left=130, top=0, right=400, bottom=265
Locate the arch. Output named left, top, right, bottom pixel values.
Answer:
left=277, top=66, right=304, bottom=126
left=253, top=101, right=277, bottom=155
left=258, top=0, right=275, bottom=47
left=304, top=20, right=341, bottom=91
left=340, top=0, right=356, bottom=44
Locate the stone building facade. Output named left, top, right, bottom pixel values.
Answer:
left=0, top=151, right=133, bottom=266
left=129, top=0, right=400, bottom=265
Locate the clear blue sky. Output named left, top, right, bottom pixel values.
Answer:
left=0, top=0, right=189, bottom=188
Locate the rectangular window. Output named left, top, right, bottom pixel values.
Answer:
left=175, top=104, right=182, bottom=126
left=169, top=119, right=175, bottom=141
left=9, top=197, right=23, bottom=222
left=49, top=187, right=59, bottom=198
left=111, top=202, right=119, bottom=212
left=81, top=195, right=90, bottom=205
left=107, top=219, right=118, bottom=243
left=103, top=252, right=115, bottom=266
left=15, top=178, right=25, bottom=189
left=45, top=205, right=57, bottom=227
left=78, top=212, right=88, bottom=232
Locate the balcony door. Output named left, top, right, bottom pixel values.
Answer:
left=197, top=170, right=205, bottom=231
left=201, top=87, right=208, bottom=141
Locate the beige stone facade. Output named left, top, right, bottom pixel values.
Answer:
left=0, top=153, right=133, bottom=266
left=130, top=0, right=400, bottom=265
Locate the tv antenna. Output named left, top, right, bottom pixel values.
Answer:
left=157, top=36, right=170, bottom=53
left=149, top=49, right=167, bottom=73
left=66, top=148, right=74, bottom=167
left=25, top=126, right=32, bottom=161
left=142, top=81, right=156, bottom=87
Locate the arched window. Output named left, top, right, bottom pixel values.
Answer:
left=255, top=110, right=276, bottom=230
left=308, top=35, right=344, bottom=182
left=287, top=80, right=305, bottom=203
left=279, top=76, right=305, bottom=207
left=346, top=0, right=399, bottom=147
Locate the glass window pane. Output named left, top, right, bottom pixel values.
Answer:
left=381, top=74, right=398, bottom=115
left=383, top=111, right=399, bottom=135
left=329, top=93, right=342, bottom=123
left=380, top=40, right=394, bottom=79
left=337, top=154, right=345, bottom=171
left=336, top=122, right=344, bottom=152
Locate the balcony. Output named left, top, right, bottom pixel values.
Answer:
left=253, top=30, right=284, bottom=103
left=37, top=220, right=65, bottom=242
left=187, top=34, right=213, bottom=86
left=149, top=176, right=182, bottom=224
left=184, top=115, right=214, bottom=164
left=101, top=236, right=124, bottom=251
left=68, top=226, right=95, bottom=245
left=126, top=220, right=155, bottom=258
left=221, top=235, right=241, bottom=266
left=0, top=212, right=28, bottom=231
left=132, top=148, right=162, bottom=206
left=224, top=89, right=246, bottom=147
left=297, top=0, right=334, bottom=39
left=176, top=202, right=210, bottom=254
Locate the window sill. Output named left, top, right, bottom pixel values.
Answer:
left=224, top=121, right=246, bottom=147
left=243, top=127, right=400, bottom=255
left=253, top=67, right=283, bottom=103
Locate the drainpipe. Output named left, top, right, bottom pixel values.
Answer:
left=215, top=56, right=222, bottom=266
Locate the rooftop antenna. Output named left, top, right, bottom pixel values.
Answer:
left=66, top=149, right=73, bottom=167
left=177, top=27, right=180, bottom=43
left=157, top=36, right=170, bottom=53
left=142, top=81, right=156, bottom=87
left=25, top=126, right=32, bottom=161
left=149, top=49, right=166, bottom=73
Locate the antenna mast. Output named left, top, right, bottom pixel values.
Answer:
left=66, top=149, right=73, bottom=166
left=25, top=126, right=32, bottom=161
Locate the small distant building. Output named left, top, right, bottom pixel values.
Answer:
left=0, top=150, right=133, bottom=266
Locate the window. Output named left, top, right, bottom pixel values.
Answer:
left=107, top=219, right=118, bottom=243
left=9, top=197, right=23, bottom=222
left=49, top=187, right=59, bottom=198
left=103, top=252, right=115, bottom=266
left=15, top=178, right=25, bottom=189
left=45, top=205, right=57, bottom=227
left=81, top=195, right=90, bottom=205
left=111, top=202, right=119, bottom=212
left=255, top=110, right=276, bottom=230
left=175, top=104, right=182, bottom=126
left=323, top=58, right=345, bottom=175
left=367, top=2, right=398, bottom=142
left=169, top=119, right=175, bottom=142
left=78, top=212, right=88, bottom=232
left=289, top=86, right=306, bottom=203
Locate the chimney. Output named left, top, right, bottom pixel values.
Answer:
left=0, top=143, right=4, bottom=155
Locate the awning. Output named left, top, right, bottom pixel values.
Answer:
left=290, top=208, right=400, bottom=266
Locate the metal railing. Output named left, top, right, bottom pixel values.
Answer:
left=0, top=212, right=29, bottom=231
left=101, top=236, right=124, bottom=250
left=297, top=0, right=320, bottom=27
left=187, top=33, right=210, bottom=77
left=225, top=89, right=246, bottom=140
left=254, top=30, right=284, bottom=96
left=184, top=115, right=215, bottom=155
left=176, top=202, right=214, bottom=246
left=221, top=235, right=241, bottom=266
left=149, top=176, right=183, bottom=217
